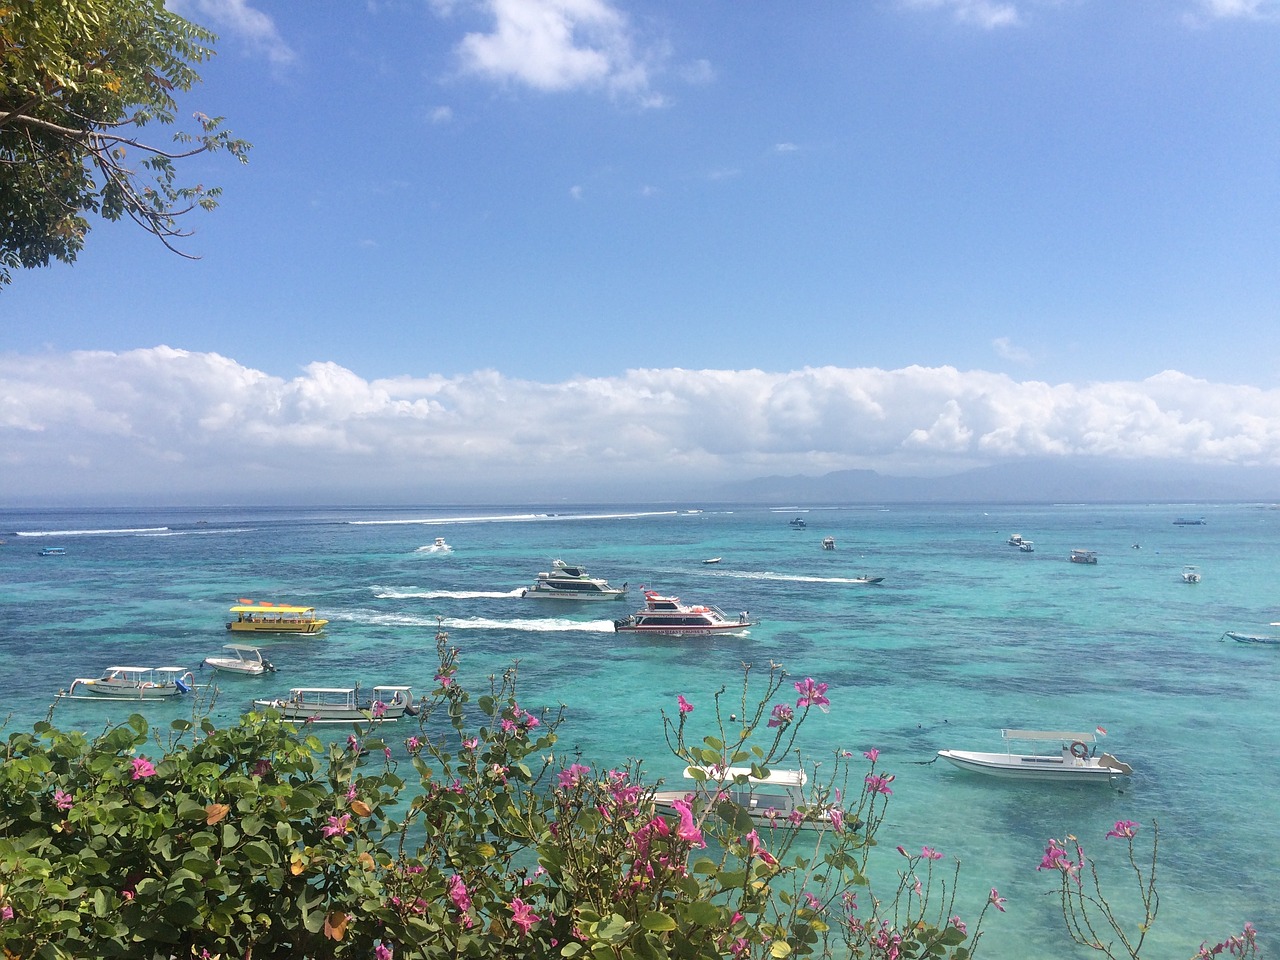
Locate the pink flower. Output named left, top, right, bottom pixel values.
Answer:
left=322, top=814, right=351, bottom=838
left=1106, top=820, right=1138, bottom=840
left=130, top=757, right=156, bottom=780
left=989, top=888, right=1007, bottom=912
left=462, top=737, right=478, bottom=751
left=743, top=829, right=778, bottom=866
left=949, top=915, right=967, bottom=935
left=767, top=704, right=794, bottom=727
left=435, top=673, right=453, bottom=688
left=53, top=789, right=73, bottom=812
left=866, top=774, right=894, bottom=795
left=921, top=846, right=943, bottom=860
left=677, top=694, right=694, bottom=714
left=557, top=763, right=591, bottom=789
left=863, top=748, right=879, bottom=762
left=372, top=700, right=387, bottom=718
left=510, top=897, right=539, bottom=935
left=375, top=945, right=392, bottom=960
left=829, top=808, right=845, bottom=833
left=671, top=799, right=705, bottom=848
left=794, top=677, right=830, bottom=711
left=405, top=736, right=421, bottom=751
left=447, top=874, right=472, bottom=913
left=1, top=905, right=12, bottom=921
left=251, top=759, right=271, bottom=777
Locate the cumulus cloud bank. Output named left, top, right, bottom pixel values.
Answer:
left=3, top=347, right=1280, bottom=503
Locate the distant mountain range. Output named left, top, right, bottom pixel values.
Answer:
left=711, top=459, right=1280, bottom=504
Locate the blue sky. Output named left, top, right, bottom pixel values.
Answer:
left=4, top=0, right=1280, bottom=504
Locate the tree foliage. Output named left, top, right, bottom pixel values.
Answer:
left=0, top=0, right=249, bottom=285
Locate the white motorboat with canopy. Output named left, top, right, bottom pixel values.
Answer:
left=65, top=666, right=196, bottom=700
left=651, top=766, right=844, bottom=828
left=253, top=685, right=417, bottom=723
left=937, top=729, right=1133, bottom=783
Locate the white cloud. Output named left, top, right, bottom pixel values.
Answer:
left=452, top=0, right=662, bottom=103
left=992, top=336, right=1033, bottom=365
left=429, top=105, right=454, bottom=124
left=5, top=348, right=1280, bottom=501
left=169, top=0, right=296, bottom=65
left=1194, top=0, right=1280, bottom=19
left=898, top=0, right=1021, bottom=29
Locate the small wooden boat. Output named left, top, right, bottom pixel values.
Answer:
left=203, top=644, right=275, bottom=675
left=938, top=729, right=1132, bottom=784
left=652, top=766, right=845, bottom=829
left=67, top=666, right=195, bottom=699
left=1069, top=549, right=1098, bottom=564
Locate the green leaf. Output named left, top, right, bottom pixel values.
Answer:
left=640, top=911, right=676, bottom=932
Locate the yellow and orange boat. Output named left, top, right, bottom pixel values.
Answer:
left=227, top=599, right=328, bottom=635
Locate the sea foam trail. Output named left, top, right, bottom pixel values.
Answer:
left=346, top=610, right=616, bottom=633
left=15, top=526, right=170, bottom=537
left=704, top=570, right=884, bottom=585
left=347, top=510, right=678, bottom=527
left=372, top=587, right=525, bottom=600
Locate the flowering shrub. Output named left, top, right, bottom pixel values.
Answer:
left=1038, top=819, right=1258, bottom=960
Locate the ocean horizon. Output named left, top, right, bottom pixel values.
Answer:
left=2, top=500, right=1275, bottom=958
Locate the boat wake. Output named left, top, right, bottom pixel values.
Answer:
left=709, top=570, right=883, bottom=586
left=351, top=609, right=616, bottom=633
left=414, top=543, right=453, bottom=554
left=347, top=510, right=678, bottom=527
left=15, top=526, right=170, bottom=537
left=371, top=587, right=524, bottom=600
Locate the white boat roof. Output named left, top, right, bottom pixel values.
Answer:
left=291, top=687, right=356, bottom=694
left=230, top=604, right=317, bottom=614
left=222, top=643, right=263, bottom=653
left=1002, top=728, right=1097, bottom=742
left=683, top=765, right=807, bottom=787
left=106, top=666, right=151, bottom=672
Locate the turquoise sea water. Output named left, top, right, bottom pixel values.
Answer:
left=2, top=501, right=1276, bottom=958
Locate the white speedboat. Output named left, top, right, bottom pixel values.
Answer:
left=937, top=729, right=1133, bottom=783
left=1019, top=540, right=1035, bottom=552
left=652, top=766, right=844, bottom=829
left=789, top=517, right=807, bottom=529
left=416, top=537, right=452, bottom=554
left=821, top=537, right=835, bottom=550
left=614, top=590, right=755, bottom=637
left=1222, top=630, right=1280, bottom=646
left=523, top=559, right=627, bottom=601
left=1182, top=565, right=1202, bottom=583
left=203, top=643, right=275, bottom=676
left=67, top=666, right=195, bottom=699
left=1069, top=549, right=1098, bottom=564
left=1006, top=534, right=1025, bottom=546
left=703, top=557, right=722, bottom=564
left=851, top=575, right=884, bottom=584
left=253, top=685, right=417, bottom=723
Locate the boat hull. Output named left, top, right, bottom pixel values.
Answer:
left=228, top=620, right=327, bottom=634
left=252, top=702, right=410, bottom=722
left=523, top=587, right=627, bottom=601
left=72, top=681, right=185, bottom=699
left=615, top=622, right=754, bottom=638
left=1224, top=631, right=1280, bottom=646
left=937, top=750, right=1128, bottom=783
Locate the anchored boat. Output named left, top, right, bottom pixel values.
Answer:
left=937, top=729, right=1133, bottom=784
left=253, top=685, right=416, bottom=723
left=66, top=666, right=195, bottom=700
left=651, top=766, right=846, bottom=829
